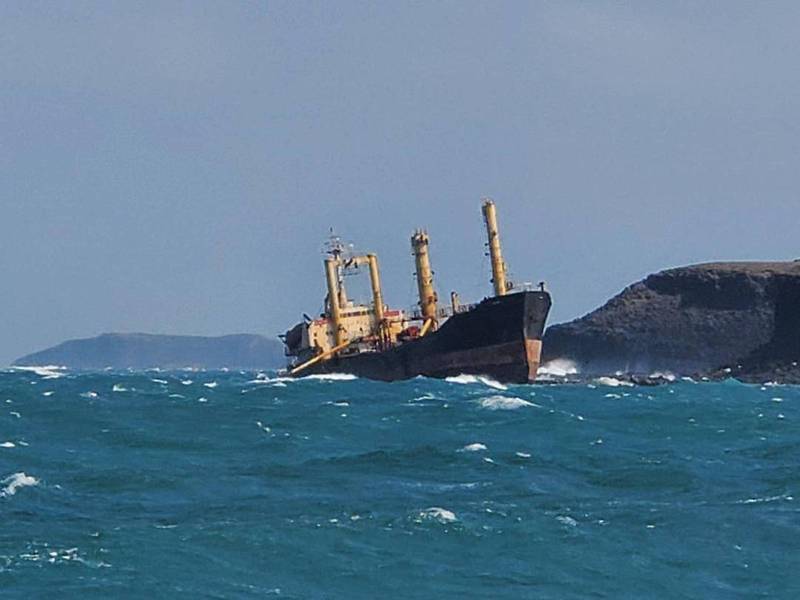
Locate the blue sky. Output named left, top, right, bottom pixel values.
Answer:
left=2, top=1, right=798, bottom=364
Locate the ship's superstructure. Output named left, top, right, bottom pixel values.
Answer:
left=281, top=200, right=551, bottom=383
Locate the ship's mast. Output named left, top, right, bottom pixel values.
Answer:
left=411, top=229, right=438, bottom=329
left=324, top=257, right=346, bottom=346
left=481, top=198, right=509, bottom=296
left=366, top=253, right=384, bottom=323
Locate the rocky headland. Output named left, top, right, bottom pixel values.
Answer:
left=542, top=261, right=800, bottom=383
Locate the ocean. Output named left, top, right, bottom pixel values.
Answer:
left=0, top=367, right=797, bottom=598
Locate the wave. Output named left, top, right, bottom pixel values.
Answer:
left=538, top=359, right=579, bottom=378
left=594, top=376, right=634, bottom=388
left=303, top=373, right=358, bottom=381
left=445, top=374, right=507, bottom=390
left=10, top=365, right=66, bottom=379
left=414, top=507, right=457, bottom=524
left=459, top=442, right=487, bottom=452
left=478, top=395, right=537, bottom=410
left=1, top=472, right=39, bottom=497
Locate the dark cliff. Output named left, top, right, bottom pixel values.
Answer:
left=543, top=261, right=800, bottom=377
left=14, top=333, right=285, bottom=370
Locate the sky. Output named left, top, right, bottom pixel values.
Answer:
left=1, top=1, right=799, bottom=365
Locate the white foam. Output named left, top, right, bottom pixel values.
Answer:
left=1, top=472, right=39, bottom=497
left=649, top=371, right=676, bottom=382
left=556, top=515, right=578, bottom=527
left=446, top=374, right=507, bottom=390
left=460, top=442, right=487, bottom=452
left=595, top=376, right=634, bottom=388
left=11, top=365, right=65, bottom=379
left=80, top=391, right=99, bottom=399
left=247, top=375, right=294, bottom=385
left=1, top=442, right=15, bottom=448
left=303, top=373, right=358, bottom=381
left=479, top=395, right=536, bottom=410
left=478, top=377, right=507, bottom=390
left=181, top=379, right=193, bottom=386
left=538, top=359, right=578, bottom=378
left=416, top=507, right=457, bottom=524
left=515, top=451, right=531, bottom=458
left=42, top=391, right=54, bottom=397
left=203, top=381, right=218, bottom=388
left=446, top=374, right=480, bottom=385
left=738, top=493, right=791, bottom=505
left=112, top=384, right=127, bottom=392
left=150, top=378, right=168, bottom=384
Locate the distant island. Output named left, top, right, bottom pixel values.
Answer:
left=14, top=333, right=285, bottom=371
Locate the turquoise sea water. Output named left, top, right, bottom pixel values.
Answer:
left=0, top=367, right=798, bottom=598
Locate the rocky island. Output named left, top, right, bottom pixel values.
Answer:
left=543, top=261, right=800, bottom=383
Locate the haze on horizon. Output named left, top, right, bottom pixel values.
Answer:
left=2, top=1, right=798, bottom=366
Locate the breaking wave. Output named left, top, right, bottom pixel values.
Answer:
left=478, top=395, right=537, bottom=410
left=1, top=472, right=39, bottom=497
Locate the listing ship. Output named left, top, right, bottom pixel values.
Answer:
left=281, top=200, right=551, bottom=383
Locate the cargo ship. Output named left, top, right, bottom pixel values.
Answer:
left=281, top=200, right=551, bottom=383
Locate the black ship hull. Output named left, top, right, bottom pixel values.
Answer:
left=295, top=291, right=551, bottom=384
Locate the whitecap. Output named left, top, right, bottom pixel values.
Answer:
left=1, top=472, right=39, bottom=497
left=556, top=515, right=578, bottom=527
left=478, top=395, right=536, bottom=410
left=150, top=378, right=168, bottom=384
left=42, top=391, right=54, bottom=397
left=80, top=391, right=99, bottom=399
left=595, top=377, right=634, bottom=388
left=246, top=376, right=293, bottom=385
left=112, top=384, right=127, bottom=392
left=1, top=441, right=15, bottom=448
left=416, top=507, right=457, bottom=524
left=738, top=494, right=791, bottom=505
left=649, top=371, right=676, bottom=382
left=203, top=382, right=218, bottom=388
left=181, top=380, right=193, bottom=386
left=11, top=365, right=65, bottom=379
left=460, top=442, right=487, bottom=452
left=445, top=374, right=507, bottom=390
left=446, top=374, right=480, bottom=385
left=303, top=373, right=358, bottom=381
left=478, top=377, right=508, bottom=390
left=538, top=359, right=578, bottom=378
left=515, top=451, right=531, bottom=458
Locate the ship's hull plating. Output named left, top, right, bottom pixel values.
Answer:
left=295, top=291, right=551, bottom=384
